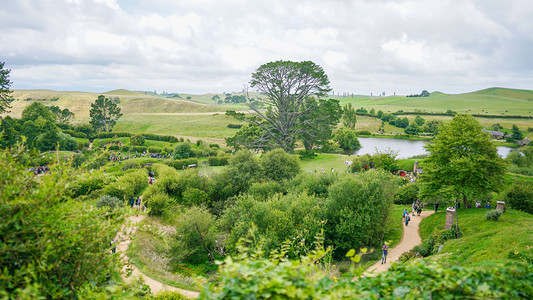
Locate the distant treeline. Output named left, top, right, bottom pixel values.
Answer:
left=355, top=110, right=533, bottom=119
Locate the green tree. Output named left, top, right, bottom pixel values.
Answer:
left=326, top=170, right=396, bottom=258
left=512, top=124, right=523, bottom=140
left=211, top=94, right=220, bottom=104
left=34, top=120, right=60, bottom=151
left=334, top=127, right=361, bottom=151
left=372, top=149, right=399, bottom=172
left=414, top=115, right=425, bottom=126
left=48, top=105, right=75, bottom=124
left=130, top=134, right=145, bottom=146
left=226, top=124, right=266, bottom=150
left=342, top=103, right=357, bottom=129
left=422, top=120, right=443, bottom=134
left=174, top=142, right=193, bottom=159
left=420, top=90, right=430, bottom=97
left=260, top=148, right=301, bottom=182
left=299, top=98, right=342, bottom=150
left=420, top=114, right=506, bottom=208
left=404, top=122, right=420, bottom=135
left=89, top=95, right=122, bottom=132
left=21, top=102, right=56, bottom=123
left=244, top=60, right=331, bottom=152
left=0, top=116, right=21, bottom=148
left=0, top=62, right=12, bottom=114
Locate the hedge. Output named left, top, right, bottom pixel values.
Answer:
left=165, top=158, right=199, bottom=170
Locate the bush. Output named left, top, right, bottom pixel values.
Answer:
left=108, top=145, right=120, bottom=151
left=182, top=187, right=209, bottom=206
left=247, top=181, right=285, bottom=201
left=208, top=155, right=229, bottom=166
left=104, top=169, right=148, bottom=199
left=503, top=181, right=533, bottom=214
left=260, top=149, right=301, bottom=182
left=174, top=142, right=193, bottom=159
left=148, top=146, right=162, bottom=153
left=412, top=244, right=430, bottom=257
left=209, top=143, right=220, bottom=149
left=334, top=127, right=361, bottom=150
left=326, top=171, right=396, bottom=258
left=95, top=195, right=124, bottom=210
left=289, top=172, right=337, bottom=198
left=350, top=154, right=372, bottom=173
left=227, top=124, right=243, bottom=129
left=121, top=145, right=130, bottom=152
left=151, top=290, right=188, bottom=300
left=130, top=145, right=147, bottom=153
left=121, top=161, right=140, bottom=171
left=486, top=209, right=503, bottom=221
left=147, top=193, right=173, bottom=217
left=130, top=134, right=145, bottom=146
left=395, top=183, right=419, bottom=204
left=356, top=130, right=372, bottom=136
left=296, top=150, right=317, bottom=160
left=71, top=153, right=87, bottom=168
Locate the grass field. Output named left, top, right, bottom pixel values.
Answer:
left=419, top=208, right=533, bottom=267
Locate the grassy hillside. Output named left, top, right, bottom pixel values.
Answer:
left=334, top=87, right=533, bottom=116
left=419, top=208, right=533, bottom=267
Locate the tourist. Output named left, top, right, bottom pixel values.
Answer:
left=485, top=201, right=491, bottom=209
left=110, top=239, right=117, bottom=253
left=412, top=202, right=416, bottom=214
left=405, top=213, right=410, bottom=226
left=403, top=208, right=409, bottom=218
left=475, top=201, right=481, bottom=208
left=381, top=244, right=389, bottom=264
left=417, top=205, right=422, bottom=216
left=434, top=202, right=439, bottom=212
left=129, top=196, right=135, bottom=208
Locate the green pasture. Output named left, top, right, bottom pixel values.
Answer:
left=299, top=153, right=353, bottom=174
left=113, top=113, right=243, bottom=141
left=419, top=208, right=533, bottom=267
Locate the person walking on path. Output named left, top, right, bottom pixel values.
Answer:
left=434, top=202, right=439, bottom=212
left=405, top=213, right=411, bottom=226
left=381, top=244, right=389, bottom=264
left=110, top=239, right=117, bottom=253
left=129, top=196, right=135, bottom=208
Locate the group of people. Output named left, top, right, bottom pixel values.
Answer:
left=108, top=151, right=172, bottom=162
left=402, top=201, right=423, bottom=226
left=475, top=201, right=492, bottom=209
left=30, top=166, right=50, bottom=175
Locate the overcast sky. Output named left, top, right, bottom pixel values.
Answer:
left=1, top=0, right=532, bottom=95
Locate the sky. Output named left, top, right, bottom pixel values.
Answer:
left=1, top=0, right=532, bottom=95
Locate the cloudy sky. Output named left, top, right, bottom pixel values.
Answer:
left=1, top=0, right=532, bottom=95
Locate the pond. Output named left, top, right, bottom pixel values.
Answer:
left=350, top=137, right=514, bottom=159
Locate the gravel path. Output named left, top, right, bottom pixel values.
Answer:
left=115, top=214, right=200, bottom=299
left=365, top=210, right=434, bottom=275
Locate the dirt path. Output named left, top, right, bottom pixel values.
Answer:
left=115, top=214, right=200, bottom=299
left=365, top=210, right=434, bottom=275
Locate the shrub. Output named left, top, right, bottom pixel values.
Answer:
left=395, top=183, right=419, bottom=204
left=182, top=187, right=209, bottom=206
left=260, top=149, right=301, bottom=182
left=121, top=161, right=140, bottom=171
left=174, top=142, right=193, bottom=159
left=289, top=172, right=337, bottom=198
left=130, top=134, right=145, bottom=146
left=350, top=154, right=372, bottom=173
left=227, top=124, right=243, bottom=129
left=326, top=171, right=396, bottom=258
left=95, top=195, right=124, bottom=210
left=209, top=143, right=220, bottom=149
left=121, top=145, right=130, bottom=152
left=151, top=290, right=188, bottom=300
left=71, top=153, right=87, bottom=168
left=208, top=155, right=229, bottom=166
left=486, top=209, right=503, bottom=221
left=412, top=244, right=430, bottom=257
left=296, top=150, right=317, bottom=160
left=130, top=145, right=147, bottom=153
left=503, top=181, right=533, bottom=214
left=356, top=130, right=372, bottom=136
left=334, top=127, right=361, bottom=150
left=147, top=193, right=173, bottom=217
left=104, top=169, right=148, bottom=199
left=148, top=146, right=162, bottom=153
left=108, top=145, right=120, bottom=151
left=247, top=181, right=285, bottom=201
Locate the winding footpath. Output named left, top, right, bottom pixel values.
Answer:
left=115, top=214, right=200, bottom=299
left=115, top=209, right=433, bottom=297
left=365, top=210, right=434, bottom=274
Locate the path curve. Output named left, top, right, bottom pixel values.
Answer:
left=115, top=214, right=200, bottom=298
left=365, top=210, right=434, bottom=274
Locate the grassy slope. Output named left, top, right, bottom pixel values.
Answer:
left=419, top=208, right=533, bottom=267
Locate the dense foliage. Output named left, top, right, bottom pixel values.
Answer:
left=0, top=148, right=127, bottom=298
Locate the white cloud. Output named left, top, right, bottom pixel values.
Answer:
left=0, top=0, right=532, bottom=94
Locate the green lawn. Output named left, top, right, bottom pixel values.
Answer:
left=419, top=208, right=533, bottom=267
left=299, top=153, right=353, bottom=174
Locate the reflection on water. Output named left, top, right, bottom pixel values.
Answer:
left=350, top=137, right=513, bottom=159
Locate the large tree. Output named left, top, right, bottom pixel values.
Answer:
left=48, top=106, right=75, bottom=124
left=244, top=60, right=331, bottom=152
left=0, top=62, right=12, bottom=114
left=89, top=95, right=122, bottom=132
left=342, top=103, right=357, bottom=129
left=419, top=114, right=506, bottom=208
left=299, top=98, right=342, bottom=150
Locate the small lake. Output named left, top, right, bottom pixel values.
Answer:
left=350, top=137, right=514, bottom=159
